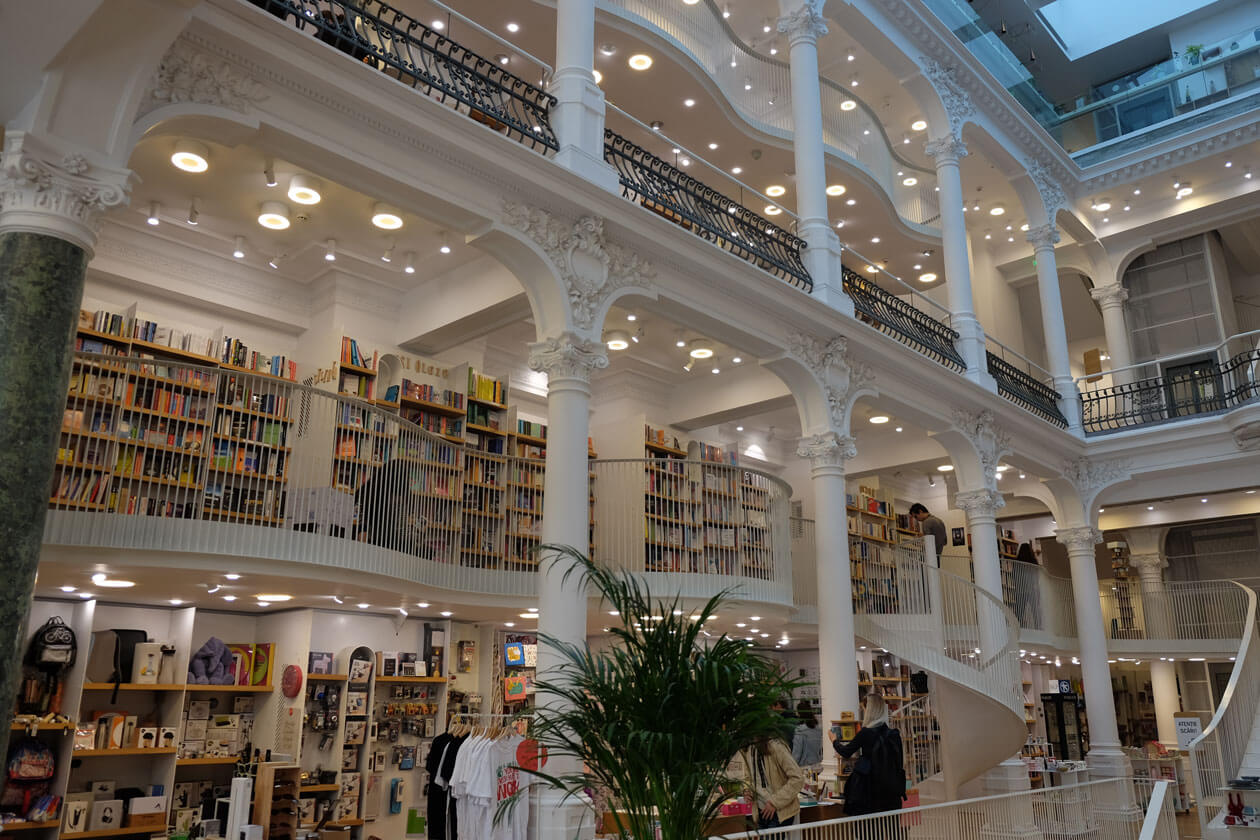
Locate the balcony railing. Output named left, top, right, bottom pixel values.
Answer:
left=1099, top=580, right=1251, bottom=642
left=841, top=267, right=965, bottom=371
left=986, top=351, right=1067, bottom=428
left=244, top=0, right=558, bottom=152
left=1080, top=346, right=1260, bottom=434
left=47, top=353, right=792, bottom=602
left=603, top=128, right=812, bottom=291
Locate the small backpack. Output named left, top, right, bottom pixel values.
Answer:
left=867, top=727, right=906, bottom=799
left=1, top=739, right=55, bottom=816
left=25, top=617, right=76, bottom=673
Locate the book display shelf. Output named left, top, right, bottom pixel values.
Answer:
left=643, top=426, right=698, bottom=573
left=55, top=307, right=297, bottom=525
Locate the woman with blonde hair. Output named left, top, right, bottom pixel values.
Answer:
left=829, top=694, right=905, bottom=816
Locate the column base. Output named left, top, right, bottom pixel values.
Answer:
left=532, top=788, right=596, bottom=840
left=1054, top=375, right=1084, bottom=435
left=978, top=757, right=1042, bottom=840
left=799, top=224, right=854, bottom=318
left=1087, top=748, right=1144, bottom=823
left=953, top=315, right=997, bottom=391
left=553, top=145, right=620, bottom=193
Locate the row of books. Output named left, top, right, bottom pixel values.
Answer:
left=646, top=497, right=699, bottom=522
left=75, top=336, right=126, bottom=355
left=701, top=472, right=738, bottom=494
left=467, top=369, right=506, bottom=404
left=129, top=314, right=216, bottom=357
left=220, top=378, right=290, bottom=419
left=68, top=371, right=121, bottom=400
left=415, top=472, right=457, bottom=497
left=341, top=336, right=378, bottom=370
left=120, top=421, right=203, bottom=451
left=693, top=442, right=737, bottom=464
left=646, top=471, right=695, bottom=497
left=124, top=383, right=211, bottom=422
left=701, top=500, right=740, bottom=520
left=203, top=484, right=284, bottom=519
left=703, top=526, right=738, bottom=548
left=516, top=420, right=546, bottom=438
left=221, top=338, right=298, bottom=381
left=508, top=512, right=540, bottom=536
left=848, top=516, right=894, bottom=541
left=644, top=424, right=682, bottom=450
left=114, top=492, right=196, bottom=518
left=135, top=357, right=217, bottom=388
left=56, top=442, right=108, bottom=467
left=81, top=308, right=128, bottom=337
left=398, top=438, right=460, bottom=465
left=645, top=520, right=700, bottom=547
left=467, top=402, right=503, bottom=429
left=115, top=449, right=200, bottom=484
left=340, top=372, right=375, bottom=401
left=401, top=410, right=464, bottom=438
left=399, top=380, right=463, bottom=408
left=508, top=490, right=540, bottom=512
left=214, top=413, right=287, bottom=447
left=335, top=434, right=389, bottom=463
left=210, top=442, right=286, bottom=478
left=466, top=430, right=506, bottom=454
left=466, top=459, right=500, bottom=485
left=52, top=472, right=111, bottom=505
left=337, top=403, right=386, bottom=432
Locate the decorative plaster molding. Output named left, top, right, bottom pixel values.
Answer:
left=503, top=202, right=654, bottom=331
left=1080, top=121, right=1260, bottom=193
left=921, top=58, right=974, bottom=134
left=1056, top=526, right=1101, bottom=554
left=1089, top=284, right=1129, bottom=308
left=955, top=487, right=1004, bottom=520
left=786, top=332, right=875, bottom=432
left=1062, top=456, right=1130, bottom=517
left=1027, top=158, right=1068, bottom=220
left=1233, top=420, right=1260, bottom=451
left=527, top=332, right=609, bottom=382
left=1026, top=223, right=1061, bottom=252
left=951, top=409, right=1012, bottom=489
left=777, top=4, right=828, bottom=45
left=924, top=135, right=968, bottom=166
left=796, top=432, right=857, bottom=469
left=139, top=38, right=267, bottom=118
left=0, top=132, right=133, bottom=251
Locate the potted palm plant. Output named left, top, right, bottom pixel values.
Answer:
left=503, top=547, right=801, bottom=840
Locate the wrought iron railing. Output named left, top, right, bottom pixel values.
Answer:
left=244, top=0, right=558, bottom=152
left=1080, top=349, right=1260, bottom=434
left=602, top=129, right=812, bottom=292
left=986, top=351, right=1068, bottom=428
left=840, top=267, right=965, bottom=371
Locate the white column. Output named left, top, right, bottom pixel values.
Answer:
left=1089, top=284, right=1133, bottom=384
left=528, top=332, right=608, bottom=840
left=797, top=432, right=861, bottom=783
left=1027, top=225, right=1083, bottom=432
left=925, top=135, right=989, bottom=385
left=1131, top=553, right=1170, bottom=640
left=1150, top=659, right=1180, bottom=746
left=551, top=0, right=618, bottom=191
left=955, top=489, right=1006, bottom=658
left=777, top=3, right=852, bottom=316
left=1056, top=527, right=1138, bottom=810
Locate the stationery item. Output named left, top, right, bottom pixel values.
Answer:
left=90, top=799, right=123, bottom=831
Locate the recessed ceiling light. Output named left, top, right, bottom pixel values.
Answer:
left=592, top=69, right=603, bottom=84
left=708, top=142, right=718, bottom=150
left=599, top=43, right=616, bottom=56
left=765, top=185, right=786, bottom=197
left=840, top=100, right=856, bottom=111
left=870, top=236, right=880, bottom=243
left=1201, top=498, right=1208, bottom=503
left=1176, top=186, right=1193, bottom=199
left=287, top=175, right=322, bottom=205
left=689, top=340, right=714, bottom=359
left=869, top=415, right=890, bottom=424
left=936, top=464, right=954, bottom=472
left=518, top=612, right=537, bottom=619
left=495, top=54, right=510, bottom=66
left=417, top=602, right=430, bottom=608
left=1019, top=223, right=1029, bottom=231
left=1247, top=490, right=1257, bottom=494
left=846, top=198, right=856, bottom=206
left=59, top=586, right=76, bottom=593
left=835, top=220, right=845, bottom=228
left=902, top=176, right=918, bottom=186
left=736, top=425, right=744, bottom=431
left=865, top=264, right=877, bottom=273
left=628, top=54, right=653, bottom=70
left=171, top=139, right=210, bottom=172
left=711, top=367, right=720, bottom=374
left=911, top=119, right=927, bottom=131
left=764, top=205, right=782, bottom=215
left=732, top=356, right=742, bottom=363
left=79, top=593, right=93, bottom=599
left=894, top=426, right=903, bottom=432
left=847, top=53, right=855, bottom=61
left=440, top=610, right=453, bottom=617
left=358, top=603, right=370, bottom=609
left=750, top=615, right=760, bottom=621
left=224, top=595, right=237, bottom=602
left=683, top=98, right=695, bottom=107
left=989, top=205, right=1005, bottom=216
left=371, top=203, right=403, bottom=230
left=1147, top=505, right=1154, bottom=511
left=431, top=18, right=444, bottom=30
left=506, top=22, right=519, bottom=32
left=170, top=599, right=184, bottom=606
left=826, top=184, right=846, bottom=196
left=257, top=201, right=290, bottom=230
left=918, top=272, right=937, bottom=283
left=731, top=166, right=742, bottom=175
left=91, top=573, right=134, bottom=588
left=257, top=594, right=292, bottom=602
left=1091, top=200, right=1111, bottom=212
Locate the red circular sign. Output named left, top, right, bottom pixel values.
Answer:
left=281, top=664, right=303, bottom=698
left=516, top=738, right=547, bottom=771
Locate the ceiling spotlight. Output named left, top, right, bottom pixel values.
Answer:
left=722, top=4, right=731, bottom=17
left=431, top=17, right=445, bottom=30
left=870, top=236, right=880, bottom=243
left=287, top=175, right=322, bottom=205
left=223, top=595, right=237, bottom=602
left=894, top=426, right=903, bottom=432
left=1147, top=505, right=1154, bottom=511
left=732, top=356, right=742, bottom=363
left=1176, top=185, right=1193, bottom=199
left=324, top=239, right=336, bottom=261
left=592, top=69, right=603, bottom=84
left=689, top=340, right=714, bottom=359
left=403, top=251, right=416, bottom=274
left=91, top=573, right=134, bottom=588
left=372, top=203, right=403, bottom=230
left=835, top=220, right=845, bottom=228
left=846, top=198, right=856, bottom=206
left=257, top=201, right=291, bottom=230
left=865, top=264, right=877, bottom=273
left=257, top=594, right=292, bottom=602
left=1091, top=200, right=1111, bottom=212
left=911, top=119, right=927, bottom=131
left=683, top=359, right=695, bottom=372
left=736, top=425, right=744, bottom=431
left=766, top=185, right=786, bottom=197
left=731, top=166, right=742, bottom=175
left=263, top=161, right=277, bottom=187
left=711, top=367, right=720, bottom=374
left=381, top=246, right=393, bottom=263
left=439, top=232, right=451, bottom=254
left=232, top=236, right=245, bottom=259
left=764, top=205, right=782, bottom=215
left=358, top=603, right=370, bottom=609
left=869, top=415, right=890, bottom=424
left=495, top=54, right=510, bottom=66
left=60, top=586, right=76, bottom=593
left=171, top=139, right=210, bottom=172
left=918, top=272, right=937, bottom=283
left=650, top=120, right=663, bottom=131
left=936, top=464, right=954, bottom=472
left=440, top=610, right=453, bottom=617
left=599, top=43, right=617, bottom=56
left=147, top=201, right=160, bottom=226
left=826, top=184, right=846, bottom=196
left=170, top=599, right=184, bottom=606
left=1019, top=223, right=1029, bottom=231
left=683, top=98, right=696, bottom=107
left=840, top=100, right=857, bottom=111
left=902, top=176, right=918, bottom=186
left=605, top=330, right=631, bottom=351
left=506, top=21, right=519, bottom=32
left=628, top=54, right=653, bottom=70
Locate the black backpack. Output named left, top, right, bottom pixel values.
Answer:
left=868, top=727, right=906, bottom=799
left=25, top=617, right=76, bottom=673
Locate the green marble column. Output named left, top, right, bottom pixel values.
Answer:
left=0, top=231, right=89, bottom=755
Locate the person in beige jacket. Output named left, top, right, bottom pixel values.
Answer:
left=728, top=736, right=805, bottom=827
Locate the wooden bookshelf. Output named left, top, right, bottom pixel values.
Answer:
left=0, top=819, right=60, bottom=831
left=72, top=748, right=178, bottom=757
left=183, top=683, right=272, bottom=692
left=175, top=756, right=239, bottom=766
left=60, top=825, right=164, bottom=839
left=81, top=683, right=185, bottom=692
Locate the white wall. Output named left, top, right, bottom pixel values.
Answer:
left=1170, top=0, right=1258, bottom=59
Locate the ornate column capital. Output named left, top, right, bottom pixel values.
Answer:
left=921, top=58, right=975, bottom=134
left=1026, top=223, right=1060, bottom=252
left=1129, top=553, right=1167, bottom=578
left=0, top=132, right=134, bottom=254
left=951, top=408, right=1011, bottom=489
left=785, top=332, right=875, bottom=434
left=1090, top=283, right=1129, bottom=309
left=503, top=201, right=655, bottom=333
left=955, top=488, right=1004, bottom=522
left=528, top=332, right=609, bottom=384
left=1027, top=158, right=1068, bottom=221
left=138, top=38, right=267, bottom=119
left=1062, top=456, right=1131, bottom=518
left=797, top=432, right=857, bottom=473
left=1056, top=526, right=1101, bottom=555
left=777, top=3, right=828, bottom=46
left=924, top=135, right=968, bottom=167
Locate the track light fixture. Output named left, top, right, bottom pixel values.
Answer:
left=232, top=236, right=245, bottom=259
left=403, top=251, right=416, bottom=274
left=147, top=201, right=160, bottom=226
left=187, top=198, right=199, bottom=226
left=263, top=160, right=277, bottom=187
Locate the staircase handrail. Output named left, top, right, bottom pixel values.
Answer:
left=1188, top=580, right=1258, bottom=834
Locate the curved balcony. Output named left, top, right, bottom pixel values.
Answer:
left=595, top=0, right=940, bottom=227
left=44, top=354, right=792, bottom=605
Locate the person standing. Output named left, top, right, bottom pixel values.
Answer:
left=909, top=503, right=947, bottom=565
left=791, top=713, right=824, bottom=770
left=830, top=695, right=906, bottom=817
left=729, top=736, right=804, bottom=828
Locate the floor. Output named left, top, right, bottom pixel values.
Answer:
left=1177, top=808, right=1201, bottom=838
